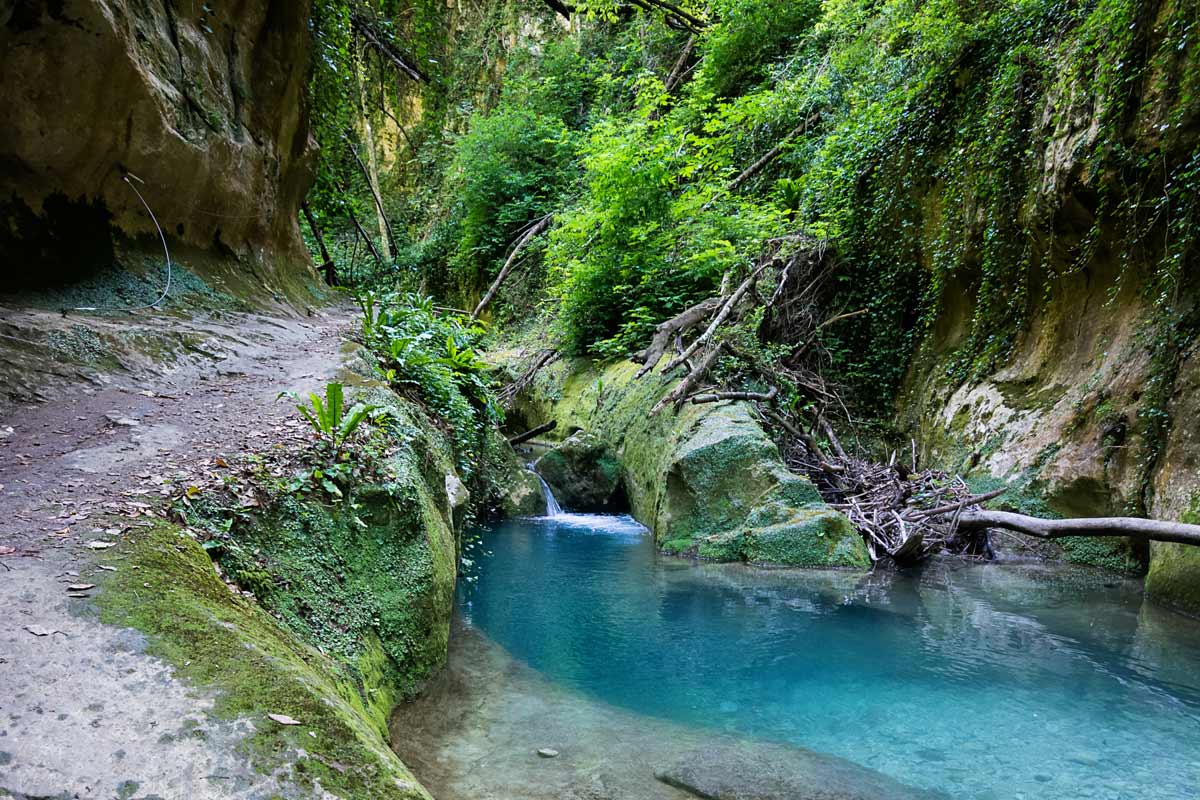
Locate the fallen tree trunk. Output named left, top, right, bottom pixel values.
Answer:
left=956, top=510, right=1200, bottom=547
left=634, top=296, right=722, bottom=377
left=508, top=420, right=557, bottom=447
left=471, top=214, right=553, bottom=321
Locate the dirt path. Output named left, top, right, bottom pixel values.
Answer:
left=0, top=303, right=354, bottom=798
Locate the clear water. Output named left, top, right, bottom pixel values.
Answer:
left=461, top=513, right=1200, bottom=799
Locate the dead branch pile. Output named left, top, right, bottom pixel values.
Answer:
left=627, top=230, right=1200, bottom=565
left=778, top=435, right=1001, bottom=565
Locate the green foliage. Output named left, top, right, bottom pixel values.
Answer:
left=320, top=0, right=1199, bottom=421
left=357, top=290, right=501, bottom=481
left=449, top=105, right=577, bottom=298
left=282, top=382, right=384, bottom=460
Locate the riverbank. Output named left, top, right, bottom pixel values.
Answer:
left=0, top=303, right=453, bottom=799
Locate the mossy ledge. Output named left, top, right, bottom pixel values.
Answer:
left=96, top=521, right=433, bottom=799
left=92, top=385, right=473, bottom=799
left=510, top=356, right=869, bottom=569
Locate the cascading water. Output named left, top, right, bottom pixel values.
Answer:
left=531, top=470, right=562, bottom=516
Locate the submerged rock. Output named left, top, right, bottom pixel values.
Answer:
left=655, top=745, right=944, bottom=800
left=534, top=432, right=624, bottom=511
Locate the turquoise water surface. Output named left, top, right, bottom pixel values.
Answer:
left=461, top=512, right=1200, bottom=799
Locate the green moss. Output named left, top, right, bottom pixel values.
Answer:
left=96, top=522, right=431, bottom=799
left=1145, top=494, right=1200, bottom=616
left=515, top=356, right=865, bottom=569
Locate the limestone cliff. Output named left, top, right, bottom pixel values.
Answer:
left=0, top=0, right=316, bottom=291
left=889, top=0, right=1200, bottom=612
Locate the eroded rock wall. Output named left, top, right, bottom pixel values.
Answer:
left=892, top=0, right=1200, bottom=611
left=0, top=0, right=316, bottom=290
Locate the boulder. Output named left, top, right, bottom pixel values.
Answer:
left=503, top=468, right=548, bottom=517
left=534, top=432, right=624, bottom=511
left=512, top=358, right=868, bottom=568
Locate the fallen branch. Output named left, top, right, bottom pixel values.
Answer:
left=471, top=214, right=553, bottom=321
left=508, top=420, right=557, bottom=447
left=910, top=487, right=1008, bottom=518
left=728, top=113, right=821, bottom=192
left=956, top=510, right=1200, bottom=547
left=345, top=206, right=384, bottom=268
left=690, top=386, right=778, bottom=405
left=352, top=14, right=428, bottom=83
left=653, top=341, right=725, bottom=414
left=661, top=265, right=764, bottom=374
left=635, top=296, right=722, bottom=377
left=498, top=348, right=557, bottom=408
left=346, top=136, right=399, bottom=257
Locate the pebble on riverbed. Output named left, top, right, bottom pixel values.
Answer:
left=536, top=748, right=559, bottom=758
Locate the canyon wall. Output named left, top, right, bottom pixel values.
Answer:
left=0, top=0, right=317, bottom=292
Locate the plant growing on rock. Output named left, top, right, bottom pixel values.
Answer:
left=281, top=382, right=384, bottom=460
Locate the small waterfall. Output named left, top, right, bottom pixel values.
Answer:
left=532, top=471, right=562, bottom=517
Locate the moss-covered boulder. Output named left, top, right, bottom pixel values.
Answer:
left=685, top=502, right=870, bottom=568
left=510, top=356, right=868, bottom=569
left=534, top=432, right=624, bottom=511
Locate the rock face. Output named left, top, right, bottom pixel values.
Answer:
left=883, top=3, right=1200, bottom=610
left=513, top=358, right=869, bottom=568
left=534, top=432, right=624, bottom=511
left=0, top=0, right=316, bottom=291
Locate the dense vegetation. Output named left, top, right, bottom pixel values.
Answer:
left=305, top=0, right=1199, bottom=420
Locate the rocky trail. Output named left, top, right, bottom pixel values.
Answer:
left=0, top=303, right=354, bottom=798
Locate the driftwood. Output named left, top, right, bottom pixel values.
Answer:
left=664, top=35, right=697, bottom=94
left=508, top=420, right=557, bottom=447
left=471, top=214, right=553, bottom=321
left=956, top=511, right=1200, bottom=547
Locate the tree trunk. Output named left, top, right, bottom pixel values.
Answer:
left=508, top=420, right=557, bottom=447
left=300, top=202, right=337, bottom=285
left=956, top=510, right=1200, bottom=547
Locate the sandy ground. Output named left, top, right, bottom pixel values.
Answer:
left=0, top=302, right=352, bottom=798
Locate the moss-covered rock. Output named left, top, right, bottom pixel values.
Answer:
left=1145, top=496, right=1200, bottom=617
left=511, top=356, right=866, bottom=569
left=97, top=522, right=433, bottom=800
left=534, top=432, right=624, bottom=511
